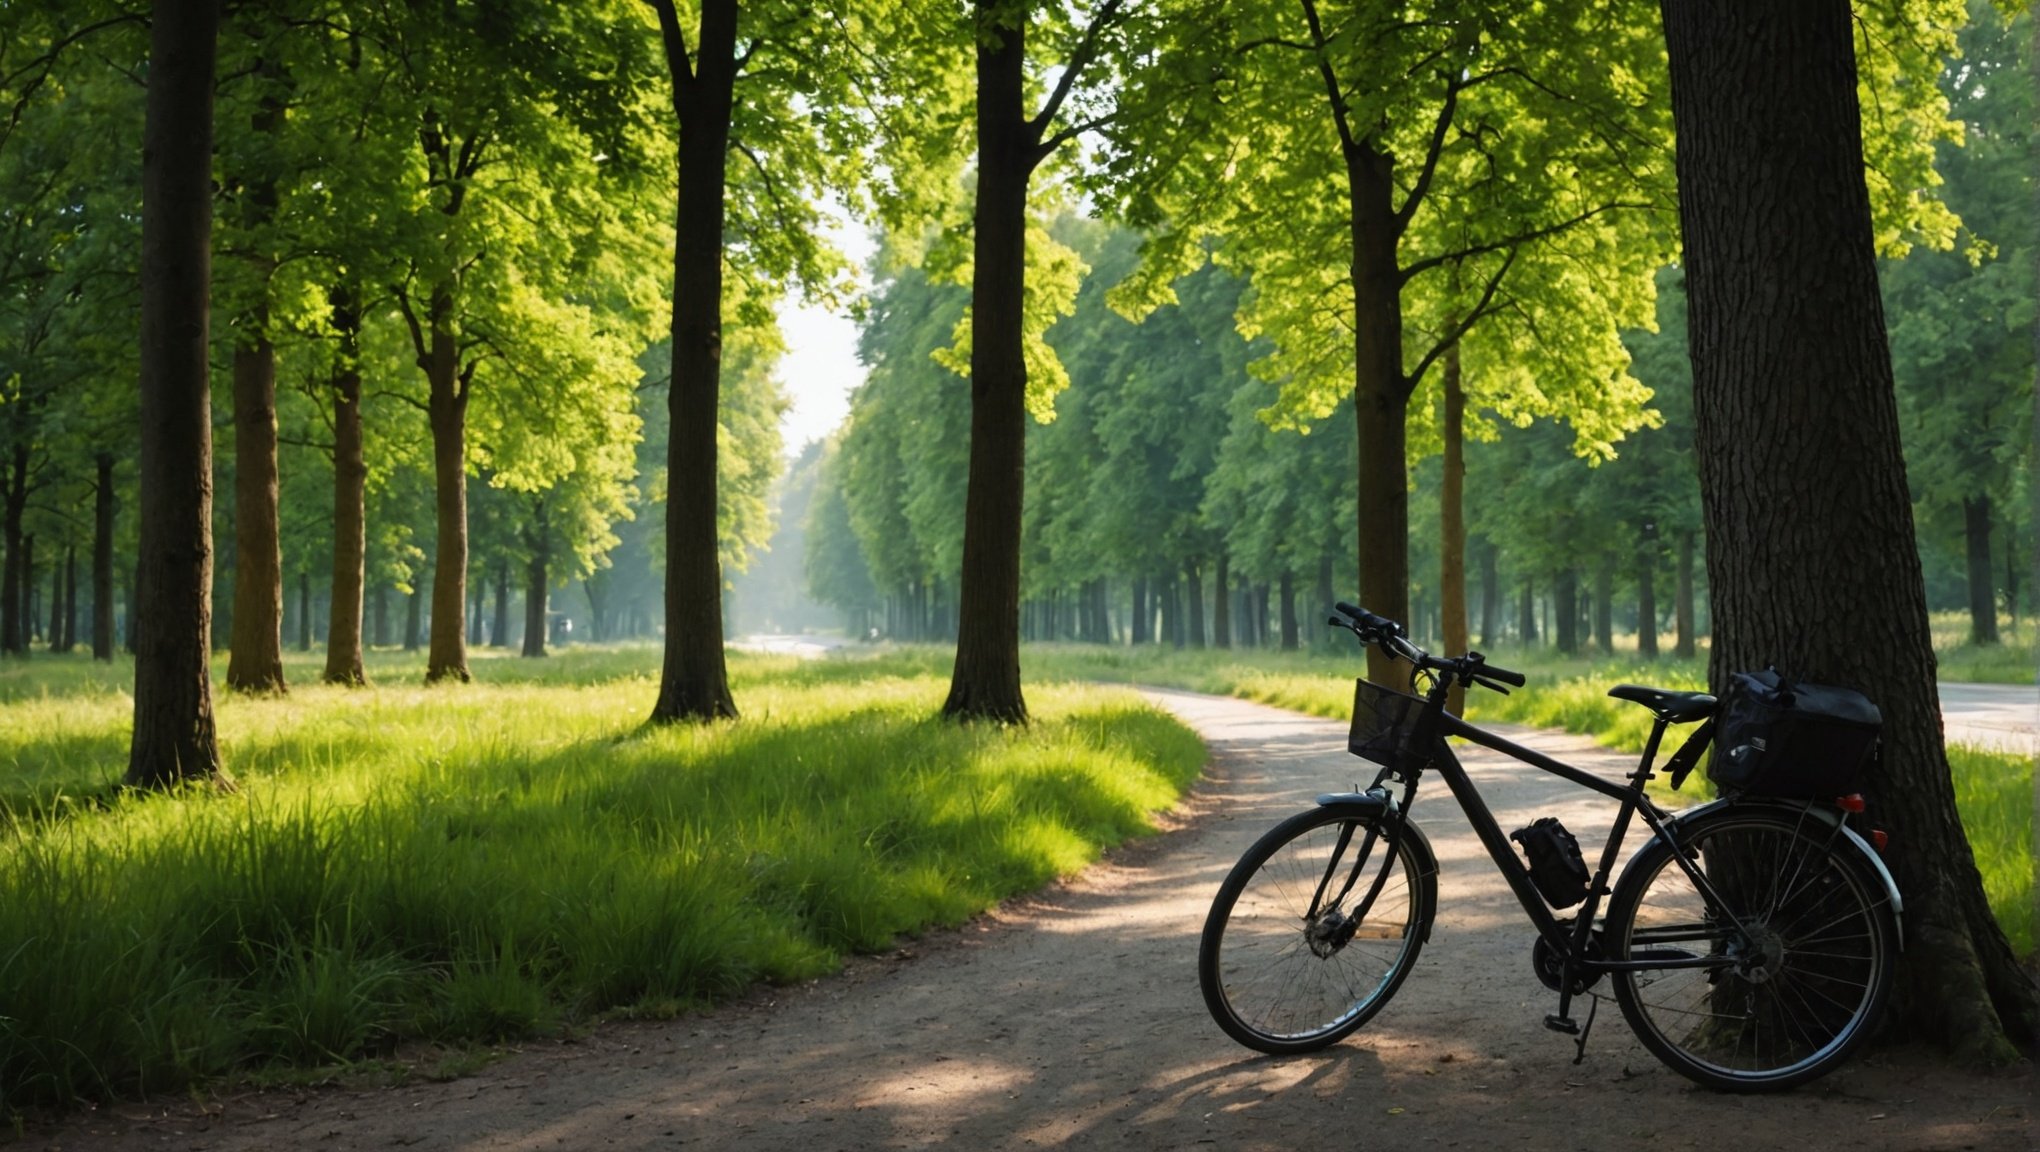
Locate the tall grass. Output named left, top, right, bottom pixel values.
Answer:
left=0, top=649, right=1201, bottom=1109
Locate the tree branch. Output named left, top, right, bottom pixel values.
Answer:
left=1398, top=201, right=1648, bottom=287
left=1404, top=250, right=1516, bottom=393
left=644, top=0, right=694, bottom=112
left=1029, top=0, right=1127, bottom=142
left=1298, top=0, right=1357, bottom=156
left=1393, top=72, right=1464, bottom=230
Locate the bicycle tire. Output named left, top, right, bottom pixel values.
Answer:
left=1605, top=805, right=1896, bottom=1092
left=1199, top=804, right=1434, bottom=1054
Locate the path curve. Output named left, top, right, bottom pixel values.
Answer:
left=45, top=690, right=2034, bottom=1151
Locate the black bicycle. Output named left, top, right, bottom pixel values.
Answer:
left=1197, top=603, right=1902, bottom=1093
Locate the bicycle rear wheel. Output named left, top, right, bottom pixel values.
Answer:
left=1606, top=806, right=1896, bottom=1092
left=1199, top=804, right=1433, bottom=1054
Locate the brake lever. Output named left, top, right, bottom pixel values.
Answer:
left=1470, top=674, right=1511, bottom=696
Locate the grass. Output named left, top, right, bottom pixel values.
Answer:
left=0, top=644, right=1202, bottom=1111
left=1023, top=640, right=2036, bottom=959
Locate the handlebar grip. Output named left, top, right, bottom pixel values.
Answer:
left=1481, top=663, right=1527, bottom=688
left=1333, top=602, right=1400, bottom=636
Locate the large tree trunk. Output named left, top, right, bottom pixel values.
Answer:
left=1441, top=341, right=1468, bottom=711
left=1961, top=494, right=1998, bottom=645
left=128, top=0, right=226, bottom=789
left=1674, top=529, right=1697, bottom=658
left=942, top=0, right=1034, bottom=723
left=425, top=286, right=471, bottom=683
left=2, top=443, right=25, bottom=655
left=648, top=0, right=738, bottom=722
left=323, top=287, right=367, bottom=686
left=1347, top=142, right=1412, bottom=685
left=1662, top=0, right=2037, bottom=1056
left=93, top=453, right=113, bottom=660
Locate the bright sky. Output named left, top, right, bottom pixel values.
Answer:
left=772, top=221, right=876, bottom=455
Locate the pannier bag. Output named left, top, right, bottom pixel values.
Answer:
left=1510, top=817, right=1590, bottom=909
left=1709, top=668, right=1881, bottom=797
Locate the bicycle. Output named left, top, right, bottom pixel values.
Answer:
left=1197, top=603, right=1902, bottom=1093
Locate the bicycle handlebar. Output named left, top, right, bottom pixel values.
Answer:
left=1330, top=603, right=1526, bottom=692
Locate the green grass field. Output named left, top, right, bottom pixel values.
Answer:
left=0, top=645, right=1201, bottom=1110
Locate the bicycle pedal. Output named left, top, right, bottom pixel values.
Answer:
left=1543, top=1014, right=1580, bottom=1035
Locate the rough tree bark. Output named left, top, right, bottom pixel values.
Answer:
left=322, top=285, right=367, bottom=686
left=421, top=285, right=472, bottom=683
left=1661, top=0, right=2037, bottom=1057
left=127, top=0, right=227, bottom=789
left=92, top=452, right=112, bottom=660
left=647, top=0, right=738, bottom=722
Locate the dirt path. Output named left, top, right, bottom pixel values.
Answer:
left=40, top=690, right=2034, bottom=1152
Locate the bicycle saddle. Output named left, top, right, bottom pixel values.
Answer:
left=1607, top=684, right=1716, bottom=723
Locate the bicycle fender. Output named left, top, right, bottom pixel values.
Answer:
left=1664, top=797, right=1904, bottom=950
left=1313, top=791, right=1440, bottom=942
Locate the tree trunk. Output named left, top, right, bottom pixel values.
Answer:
left=1131, top=577, right=1149, bottom=645
left=1315, top=554, right=1336, bottom=651
left=1519, top=577, right=1536, bottom=644
left=1185, top=561, right=1205, bottom=648
left=1347, top=142, right=1412, bottom=685
left=224, top=350, right=283, bottom=683
left=404, top=581, right=423, bottom=652
left=93, top=453, right=113, bottom=660
left=1279, top=570, right=1299, bottom=651
left=55, top=546, right=74, bottom=652
left=1636, top=534, right=1659, bottom=660
left=372, top=583, right=388, bottom=649
left=1478, top=541, right=1499, bottom=649
left=468, top=582, right=484, bottom=646
left=1962, top=494, right=1998, bottom=645
left=942, top=0, right=1036, bottom=723
left=648, top=0, right=738, bottom=722
left=425, top=284, right=471, bottom=683
left=1674, top=529, right=1697, bottom=658
left=523, top=552, right=548, bottom=658
left=22, top=535, right=34, bottom=645
left=493, top=560, right=510, bottom=648
left=1662, top=0, right=2036, bottom=1055
left=1441, top=341, right=1468, bottom=711
left=2, top=443, right=25, bottom=655
left=323, top=286, right=367, bottom=685
left=1553, top=569, right=1578, bottom=654
left=128, top=0, right=227, bottom=789
left=1593, top=553, right=1614, bottom=655
left=297, top=571, right=311, bottom=651
left=1212, top=555, right=1230, bottom=648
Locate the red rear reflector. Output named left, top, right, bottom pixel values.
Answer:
left=1870, top=830, right=1888, bottom=852
left=1836, top=794, right=1867, bottom=813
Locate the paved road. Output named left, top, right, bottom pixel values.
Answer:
left=49, top=690, right=2032, bottom=1152
left=1939, top=682, right=2039, bottom=754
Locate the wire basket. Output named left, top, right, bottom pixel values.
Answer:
left=1348, top=679, right=1431, bottom=767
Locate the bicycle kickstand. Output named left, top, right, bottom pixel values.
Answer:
left=1569, top=994, right=1600, bottom=1065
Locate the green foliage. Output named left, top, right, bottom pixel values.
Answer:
left=0, top=648, right=1202, bottom=1106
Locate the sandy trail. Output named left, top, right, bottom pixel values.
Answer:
left=42, top=689, right=2034, bottom=1151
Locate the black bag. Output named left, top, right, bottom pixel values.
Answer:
left=1709, top=668, right=1880, bottom=797
left=1510, top=818, right=1589, bottom=909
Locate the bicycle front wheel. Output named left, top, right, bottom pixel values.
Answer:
left=1606, top=806, right=1896, bottom=1092
left=1199, top=804, right=1434, bottom=1055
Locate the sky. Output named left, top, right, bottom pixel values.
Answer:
left=771, top=220, right=877, bottom=456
